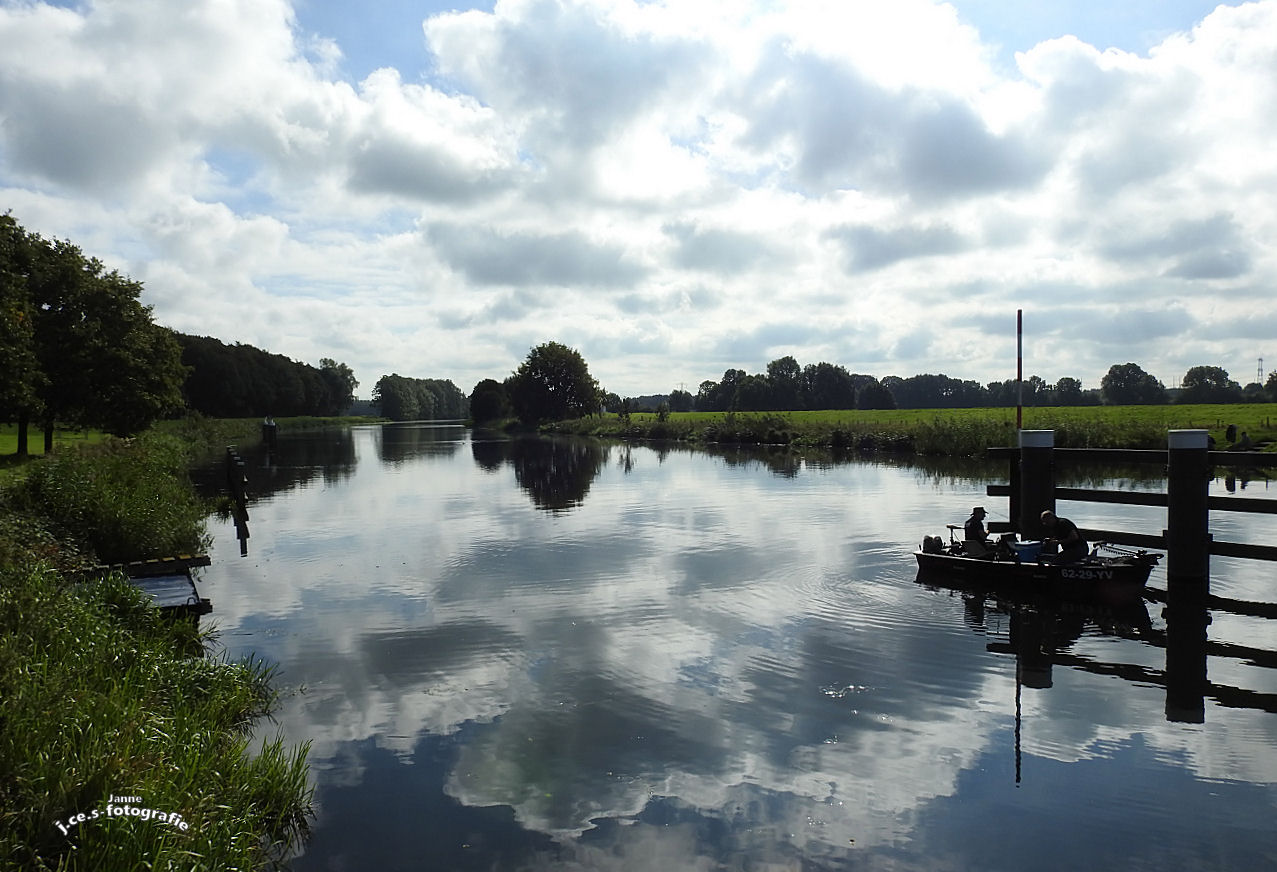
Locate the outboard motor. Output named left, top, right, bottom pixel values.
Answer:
left=921, top=535, right=944, bottom=554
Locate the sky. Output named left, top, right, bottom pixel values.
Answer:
left=0, top=0, right=1272, bottom=398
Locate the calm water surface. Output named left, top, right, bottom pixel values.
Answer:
left=194, top=424, right=1277, bottom=871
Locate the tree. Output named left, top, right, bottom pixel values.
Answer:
left=668, top=389, right=694, bottom=412
left=735, top=374, right=771, bottom=411
left=318, top=359, right=359, bottom=415
left=1178, top=366, right=1243, bottom=404
left=0, top=215, right=42, bottom=453
left=802, top=362, right=857, bottom=409
left=695, top=380, right=721, bottom=411
left=718, top=368, right=747, bottom=411
left=1101, top=363, right=1166, bottom=405
left=469, top=378, right=510, bottom=423
left=17, top=231, right=185, bottom=448
left=855, top=378, right=896, bottom=410
left=1053, top=377, right=1084, bottom=406
left=508, top=342, right=599, bottom=424
left=766, top=355, right=802, bottom=410
left=372, top=374, right=420, bottom=420
left=1267, top=371, right=1277, bottom=403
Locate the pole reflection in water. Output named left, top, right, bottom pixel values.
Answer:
left=192, top=425, right=1277, bottom=872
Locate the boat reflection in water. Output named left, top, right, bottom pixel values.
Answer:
left=916, top=572, right=1161, bottom=783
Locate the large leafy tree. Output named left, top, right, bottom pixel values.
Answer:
left=1177, top=366, right=1243, bottom=404
left=766, top=355, right=802, bottom=409
left=804, top=363, right=859, bottom=409
left=1101, top=363, right=1166, bottom=405
left=1053, top=377, right=1085, bottom=406
left=318, top=358, right=359, bottom=415
left=469, top=378, right=510, bottom=424
left=3, top=221, right=185, bottom=451
left=508, top=342, right=599, bottom=424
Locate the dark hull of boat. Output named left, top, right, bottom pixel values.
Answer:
left=914, top=550, right=1157, bottom=606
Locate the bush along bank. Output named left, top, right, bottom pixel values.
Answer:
left=541, top=405, right=1277, bottom=456
left=0, top=433, right=314, bottom=870
left=543, top=410, right=993, bottom=455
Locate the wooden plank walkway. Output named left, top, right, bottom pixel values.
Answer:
left=93, top=554, right=213, bottom=615
left=130, top=573, right=211, bottom=613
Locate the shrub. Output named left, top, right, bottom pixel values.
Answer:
left=8, top=433, right=209, bottom=564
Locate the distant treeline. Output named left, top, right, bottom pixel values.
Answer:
left=624, top=358, right=1277, bottom=414
left=371, top=374, right=468, bottom=421
left=177, top=333, right=467, bottom=422
left=175, top=334, right=358, bottom=418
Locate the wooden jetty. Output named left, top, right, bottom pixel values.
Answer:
left=94, top=554, right=213, bottom=615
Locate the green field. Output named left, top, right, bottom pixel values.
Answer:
left=545, top=404, right=1277, bottom=455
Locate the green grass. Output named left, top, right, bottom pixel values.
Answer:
left=544, top=404, right=1277, bottom=455
left=0, top=421, right=315, bottom=868
left=0, top=425, right=109, bottom=457
left=3, top=431, right=211, bottom=566
left=0, top=566, right=312, bottom=871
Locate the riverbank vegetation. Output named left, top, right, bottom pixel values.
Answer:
left=543, top=404, right=1277, bottom=456
left=0, top=568, right=312, bottom=870
left=0, top=426, right=314, bottom=868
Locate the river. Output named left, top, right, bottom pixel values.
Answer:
left=192, top=422, right=1277, bottom=871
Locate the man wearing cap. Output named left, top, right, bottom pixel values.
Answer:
left=964, top=506, right=989, bottom=543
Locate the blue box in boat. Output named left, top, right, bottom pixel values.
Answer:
left=1012, top=541, right=1043, bottom=560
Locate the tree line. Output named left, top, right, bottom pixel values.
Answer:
left=471, top=344, right=1277, bottom=427
left=370, top=374, right=468, bottom=421
left=176, top=334, right=358, bottom=418
left=2, top=214, right=366, bottom=453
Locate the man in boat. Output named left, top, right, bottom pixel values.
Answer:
left=1040, top=510, right=1087, bottom=564
left=963, top=506, right=989, bottom=543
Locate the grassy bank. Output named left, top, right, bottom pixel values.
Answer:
left=0, top=567, right=312, bottom=870
left=544, top=404, right=1277, bottom=455
left=0, top=427, right=314, bottom=869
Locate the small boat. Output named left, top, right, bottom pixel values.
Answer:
left=914, top=529, right=1160, bottom=606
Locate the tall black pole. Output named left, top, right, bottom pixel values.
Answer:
left=1016, top=309, right=1023, bottom=432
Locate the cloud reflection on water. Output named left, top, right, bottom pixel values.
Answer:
left=195, top=425, right=1277, bottom=869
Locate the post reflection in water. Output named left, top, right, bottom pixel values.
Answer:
left=193, top=426, right=1277, bottom=872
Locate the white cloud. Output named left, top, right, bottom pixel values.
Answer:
left=1, top=0, right=1273, bottom=395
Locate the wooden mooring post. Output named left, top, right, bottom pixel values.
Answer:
left=1017, top=430, right=1055, bottom=539
left=226, top=446, right=250, bottom=556
left=1165, top=430, right=1211, bottom=591
left=1163, top=430, right=1211, bottom=723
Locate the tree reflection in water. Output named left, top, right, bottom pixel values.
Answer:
left=510, top=437, right=607, bottom=512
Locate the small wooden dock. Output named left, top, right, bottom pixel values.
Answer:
left=95, top=554, right=213, bottom=615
